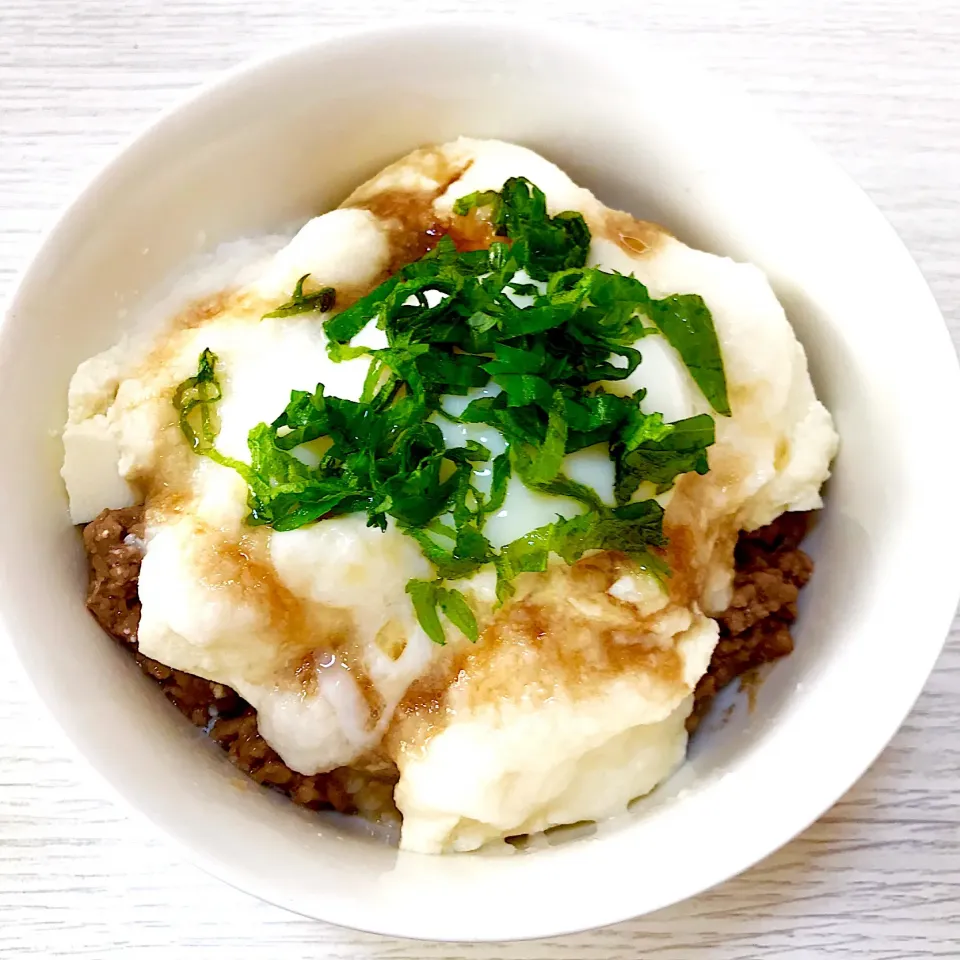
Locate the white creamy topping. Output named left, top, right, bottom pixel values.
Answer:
left=254, top=207, right=391, bottom=300
left=62, top=136, right=838, bottom=853
left=396, top=616, right=717, bottom=853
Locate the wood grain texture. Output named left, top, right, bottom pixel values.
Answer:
left=1, top=0, right=958, bottom=956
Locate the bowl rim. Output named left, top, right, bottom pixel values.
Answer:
left=3, top=17, right=960, bottom=942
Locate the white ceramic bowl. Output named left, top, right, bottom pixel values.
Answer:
left=2, top=21, right=958, bottom=942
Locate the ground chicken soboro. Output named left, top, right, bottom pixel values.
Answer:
left=687, top=511, right=813, bottom=731
left=82, top=505, right=352, bottom=814
left=82, top=506, right=813, bottom=816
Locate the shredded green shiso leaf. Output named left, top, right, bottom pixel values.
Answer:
left=262, top=274, right=336, bottom=319
left=174, top=177, right=729, bottom=644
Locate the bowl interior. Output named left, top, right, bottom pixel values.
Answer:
left=1, top=23, right=958, bottom=941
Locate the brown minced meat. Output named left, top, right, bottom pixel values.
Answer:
left=82, top=506, right=812, bottom=810
left=686, top=510, right=813, bottom=732
left=82, top=505, right=352, bottom=813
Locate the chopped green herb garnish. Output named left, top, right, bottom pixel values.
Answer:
left=614, top=412, right=716, bottom=501
left=453, top=177, right=591, bottom=280
left=494, top=499, right=669, bottom=603
left=173, top=347, right=221, bottom=454
left=645, top=294, right=730, bottom=416
left=263, top=274, right=336, bottom=319
left=405, top=580, right=480, bottom=646
left=175, top=177, right=730, bottom=644
left=171, top=348, right=247, bottom=474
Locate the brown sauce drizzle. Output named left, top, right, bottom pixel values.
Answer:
left=198, top=531, right=349, bottom=691
left=154, top=516, right=387, bottom=719
left=597, top=209, right=669, bottom=259
left=341, top=147, right=496, bottom=275
left=350, top=189, right=495, bottom=272
left=388, top=551, right=690, bottom=753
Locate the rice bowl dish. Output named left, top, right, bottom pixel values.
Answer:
left=2, top=20, right=956, bottom=938
left=63, top=138, right=838, bottom=853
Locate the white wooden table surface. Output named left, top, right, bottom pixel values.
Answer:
left=1, top=1, right=958, bottom=956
